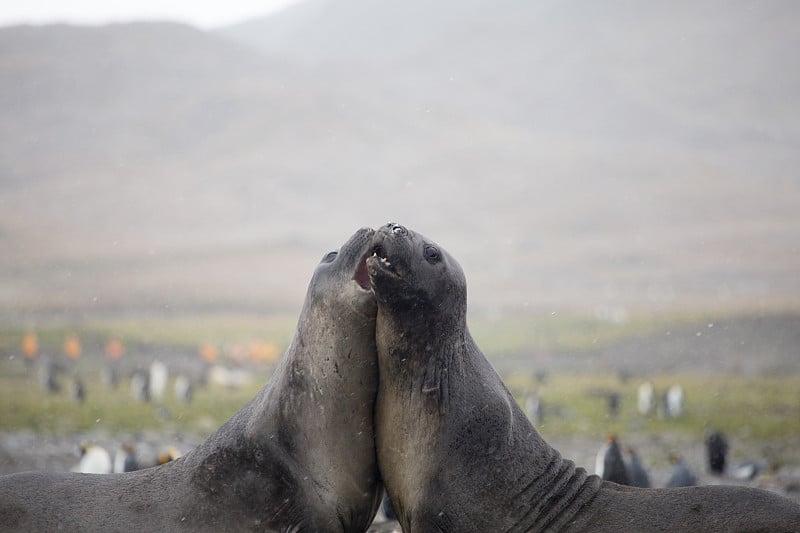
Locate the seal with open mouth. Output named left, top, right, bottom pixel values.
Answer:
left=0, top=228, right=383, bottom=532
left=368, top=222, right=800, bottom=532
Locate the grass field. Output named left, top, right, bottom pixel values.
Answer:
left=0, top=309, right=746, bottom=360
left=0, top=314, right=299, bottom=359
left=1, top=312, right=798, bottom=468
left=503, top=372, right=800, bottom=442
left=2, top=354, right=798, bottom=456
left=0, top=357, right=267, bottom=435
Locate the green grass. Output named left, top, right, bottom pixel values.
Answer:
left=0, top=310, right=676, bottom=360
left=0, top=359, right=268, bottom=435
left=0, top=314, right=298, bottom=360
left=0, top=309, right=782, bottom=361
left=504, top=372, right=800, bottom=445
left=466, top=311, right=714, bottom=355
left=1, top=312, right=798, bottom=460
left=3, top=348, right=798, bottom=453
left=82, top=314, right=299, bottom=350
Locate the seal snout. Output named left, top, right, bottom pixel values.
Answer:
left=386, top=223, right=407, bottom=236
left=368, top=244, right=399, bottom=277
left=368, top=223, right=411, bottom=281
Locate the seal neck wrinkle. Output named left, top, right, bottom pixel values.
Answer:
left=504, top=452, right=603, bottom=532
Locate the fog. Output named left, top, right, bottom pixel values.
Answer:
left=1, top=0, right=799, bottom=515
left=2, top=1, right=799, bottom=324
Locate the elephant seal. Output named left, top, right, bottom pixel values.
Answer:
left=0, top=227, right=383, bottom=532
left=367, top=222, right=800, bottom=532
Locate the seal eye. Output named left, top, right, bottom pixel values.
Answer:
left=423, top=244, right=440, bottom=263
left=322, top=251, right=338, bottom=263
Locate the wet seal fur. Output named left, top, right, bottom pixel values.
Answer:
left=368, top=222, right=800, bottom=532
left=0, top=227, right=383, bottom=532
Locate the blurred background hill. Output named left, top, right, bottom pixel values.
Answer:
left=1, top=1, right=798, bottom=369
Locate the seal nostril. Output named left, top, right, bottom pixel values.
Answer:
left=391, top=224, right=407, bottom=235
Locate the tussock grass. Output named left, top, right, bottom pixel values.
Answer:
left=2, top=313, right=797, bottom=459
left=505, top=372, right=800, bottom=445
left=0, top=360, right=266, bottom=435
left=467, top=311, right=715, bottom=355
left=0, top=314, right=298, bottom=357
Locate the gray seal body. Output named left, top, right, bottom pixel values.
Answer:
left=367, top=222, right=800, bottom=532
left=0, top=227, right=383, bottom=532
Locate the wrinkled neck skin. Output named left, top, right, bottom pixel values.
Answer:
left=565, top=481, right=800, bottom=532
left=375, top=308, right=601, bottom=532
left=0, top=284, right=382, bottom=533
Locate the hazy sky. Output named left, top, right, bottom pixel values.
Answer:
left=0, top=0, right=303, bottom=29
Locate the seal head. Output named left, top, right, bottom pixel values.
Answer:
left=368, top=222, right=466, bottom=329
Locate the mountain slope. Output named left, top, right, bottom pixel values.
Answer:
left=222, top=0, right=800, bottom=144
left=1, top=6, right=799, bottom=318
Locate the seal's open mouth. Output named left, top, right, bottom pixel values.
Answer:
left=368, top=245, right=399, bottom=277
left=354, top=252, right=371, bottom=290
